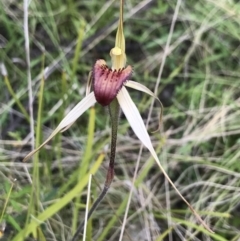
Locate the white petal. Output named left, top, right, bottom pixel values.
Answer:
left=125, top=80, right=158, bottom=99
left=24, top=92, right=96, bottom=161
left=58, top=92, right=96, bottom=129
left=124, top=80, right=163, bottom=133
left=117, top=87, right=212, bottom=232
left=125, top=80, right=163, bottom=133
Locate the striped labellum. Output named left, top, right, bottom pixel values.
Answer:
left=93, top=59, right=132, bottom=106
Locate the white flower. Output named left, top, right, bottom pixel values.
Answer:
left=24, top=1, right=212, bottom=233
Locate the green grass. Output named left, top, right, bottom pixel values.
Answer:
left=1, top=0, right=240, bottom=240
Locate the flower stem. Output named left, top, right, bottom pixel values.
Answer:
left=71, top=98, right=120, bottom=241
left=105, top=98, right=120, bottom=186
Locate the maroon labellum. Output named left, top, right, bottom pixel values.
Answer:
left=93, top=59, right=132, bottom=106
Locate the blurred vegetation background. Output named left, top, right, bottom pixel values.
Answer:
left=0, top=0, right=240, bottom=240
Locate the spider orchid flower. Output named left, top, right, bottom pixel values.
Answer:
left=24, top=0, right=212, bottom=234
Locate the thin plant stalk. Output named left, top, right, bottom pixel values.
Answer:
left=24, top=0, right=34, bottom=152
left=54, top=71, right=68, bottom=180
left=71, top=98, right=120, bottom=241
left=3, top=75, right=30, bottom=122
left=24, top=54, right=45, bottom=239
left=0, top=179, right=15, bottom=222
left=72, top=106, right=95, bottom=234
left=71, top=19, right=85, bottom=80
left=83, top=174, right=92, bottom=241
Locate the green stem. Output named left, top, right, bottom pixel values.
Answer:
left=71, top=19, right=85, bottom=80
left=71, top=98, right=120, bottom=241
left=24, top=54, right=45, bottom=239
left=3, top=75, right=30, bottom=122
left=105, top=98, right=120, bottom=186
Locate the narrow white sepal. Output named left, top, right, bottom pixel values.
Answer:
left=117, top=86, right=155, bottom=152
left=125, top=80, right=158, bottom=99
left=125, top=80, right=163, bottom=133
left=58, top=92, right=96, bottom=130
left=117, top=86, right=212, bottom=232
left=24, top=92, right=96, bottom=161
